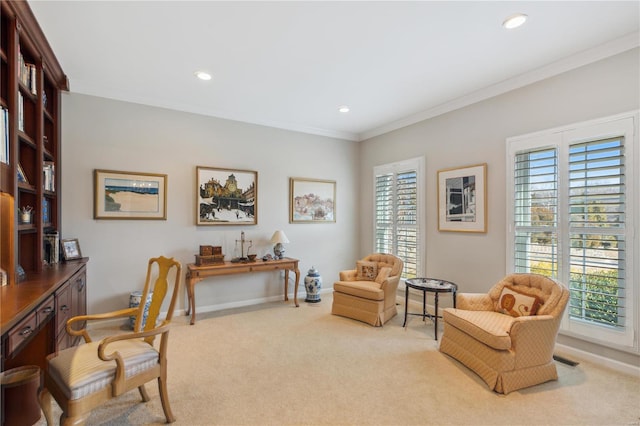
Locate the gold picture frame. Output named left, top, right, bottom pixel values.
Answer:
left=94, top=169, right=167, bottom=220
left=290, top=177, right=336, bottom=223
left=437, top=163, right=487, bottom=233
left=197, top=166, right=257, bottom=225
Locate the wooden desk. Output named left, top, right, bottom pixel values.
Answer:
left=185, top=257, right=300, bottom=325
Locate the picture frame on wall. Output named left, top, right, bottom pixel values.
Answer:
left=290, top=177, right=336, bottom=223
left=437, top=163, right=487, bottom=233
left=94, top=169, right=167, bottom=220
left=61, top=238, right=82, bottom=261
left=197, top=166, right=257, bottom=225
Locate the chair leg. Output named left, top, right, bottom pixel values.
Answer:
left=60, top=412, right=90, bottom=426
left=38, top=387, right=55, bottom=426
left=158, top=376, right=175, bottom=423
left=138, top=384, right=150, bottom=402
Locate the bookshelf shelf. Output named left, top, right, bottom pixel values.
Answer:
left=0, top=0, right=68, bottom=284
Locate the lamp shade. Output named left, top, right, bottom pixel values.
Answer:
left=270, top=230, right=290, bottom=244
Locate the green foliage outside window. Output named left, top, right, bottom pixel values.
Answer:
left=530, top=262, right=619, bottom=327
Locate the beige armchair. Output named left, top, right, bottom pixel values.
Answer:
left=439, top=273, right=569, bottom=394
left=331, top=253, right=403, bottom=326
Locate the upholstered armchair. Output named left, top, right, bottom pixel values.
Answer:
left=331, top=253, right=403, bottom=326
left=39, top=256, right=182, bottom=425
left=439, top=273, right=569, bottom=394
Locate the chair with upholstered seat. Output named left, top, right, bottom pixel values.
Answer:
left=439, top=273, right=569, bottom=394
left=331, top=253, right=403, bottom=326
left=39, top=256, right=182, bottom=425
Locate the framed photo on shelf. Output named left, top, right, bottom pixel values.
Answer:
left=196, top=166, right=257, bottom=225
left=61, top=238, right=82, bottom=261
left=290, top=177, right=336, bottom=223
left=437, top=163, right=487, bottom=233
left=94, top=169, right=167, bottom=220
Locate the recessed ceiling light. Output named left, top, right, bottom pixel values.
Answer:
left=502, top=13, right=528, bottom=29
left=194, top=71, right=212, bottom=81
left=338, top=106, right=350, bottom=113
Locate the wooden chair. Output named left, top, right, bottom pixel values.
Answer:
left=39, top=256, right=182, bottom=425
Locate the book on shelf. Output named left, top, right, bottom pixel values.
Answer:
left=17, top=163, right=29, bottom=184
left=44, top=231, right=59, bottom=264
left=18, top=92, right=24, bottom=132
left=43, top=161, right=55, bottom=191
left=43, top=198, right=50, bottom=223
left=0, top=107, right=8, bottom=164
left=18, top=52, right=37, bottom=95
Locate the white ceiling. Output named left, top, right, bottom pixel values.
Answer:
left=29, top=1, right=639, bottom=141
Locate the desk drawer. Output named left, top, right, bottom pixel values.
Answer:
left=56, top=283, right=72, bottom=335
left=6, top=311, right=37, bottom=356
left=37, top=295, right=55, bottom=326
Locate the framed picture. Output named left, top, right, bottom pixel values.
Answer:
left=290, top=177, right=336, bottom=223
left=437, top=163, right=487, bottom=233
left=61, top=238, right=82, bottom=261
left=197, top=166, right=257, bottom=225
left=94, top=169, right=167, bottom=220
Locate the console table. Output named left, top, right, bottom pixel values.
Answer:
left=185, top=257, right=300, bottom=325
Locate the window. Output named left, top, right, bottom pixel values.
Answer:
left=374, top=157, right=424, bottom=280
left=507, top=113, right=637, bottom=349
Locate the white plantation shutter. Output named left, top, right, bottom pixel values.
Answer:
left=513, top=147, right=558, bottom=277
left=507, top=113, right=636, bottom=348
left=375, top=173, right=394, bottom=255
left=568, top=137, right=626, bottom=329
left=374, top=158, right=424, bottom=279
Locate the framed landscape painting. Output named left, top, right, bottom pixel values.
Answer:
left=437, top=163, right=487, bottom=233
left=94, top=170, right=167, bottom=220
left=290, top=177, right=336, bottom=223
left=197, top=166, right=257, bottom=225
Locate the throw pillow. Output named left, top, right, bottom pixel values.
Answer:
left=497, top=286, right=542, bottom=317
left=374, top=267, right=392, bottom=284
left=356, top=260, right=378, bottom=281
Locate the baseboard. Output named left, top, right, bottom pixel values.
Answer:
left=177, top=289, right=312, bottom=316
left=554, top=343, right=640, bottom=378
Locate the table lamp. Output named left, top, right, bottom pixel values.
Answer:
left=270, top=230, right=289, bottom=259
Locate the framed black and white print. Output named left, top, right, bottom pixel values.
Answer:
left=437, top=163, right=487, bottom=233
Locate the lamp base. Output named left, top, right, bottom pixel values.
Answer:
left=273, top=243, right=285, bottom=259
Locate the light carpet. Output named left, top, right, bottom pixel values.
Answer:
left=38, top=294, right=640, bottom=425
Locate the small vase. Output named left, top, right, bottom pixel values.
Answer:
left=304, top=266, right=322, bottom=303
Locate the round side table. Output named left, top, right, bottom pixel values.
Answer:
left=403, top=278, right=457, bottom=340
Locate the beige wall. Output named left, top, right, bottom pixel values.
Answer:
left=358, top=48, right=639, bottom=366
left=61, top=94, right=359, bottom=315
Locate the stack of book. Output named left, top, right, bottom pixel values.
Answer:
left=18, top=52, right=37, bottom=95
left=44, top=162, right=55, bottom=191
left=44, top=231, right=59, bottom=264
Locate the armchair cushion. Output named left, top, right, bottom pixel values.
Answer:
left=496, top=286, right=542, bottom=317
left=333, top=280, right=384, bottom=301
left=443, top=309, right=514, bottom=350
left=356, top=260, right=378, bottom=281
left=374, top=267, right=392, bottom=285
left=47, top=340, right=158, bottom=400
